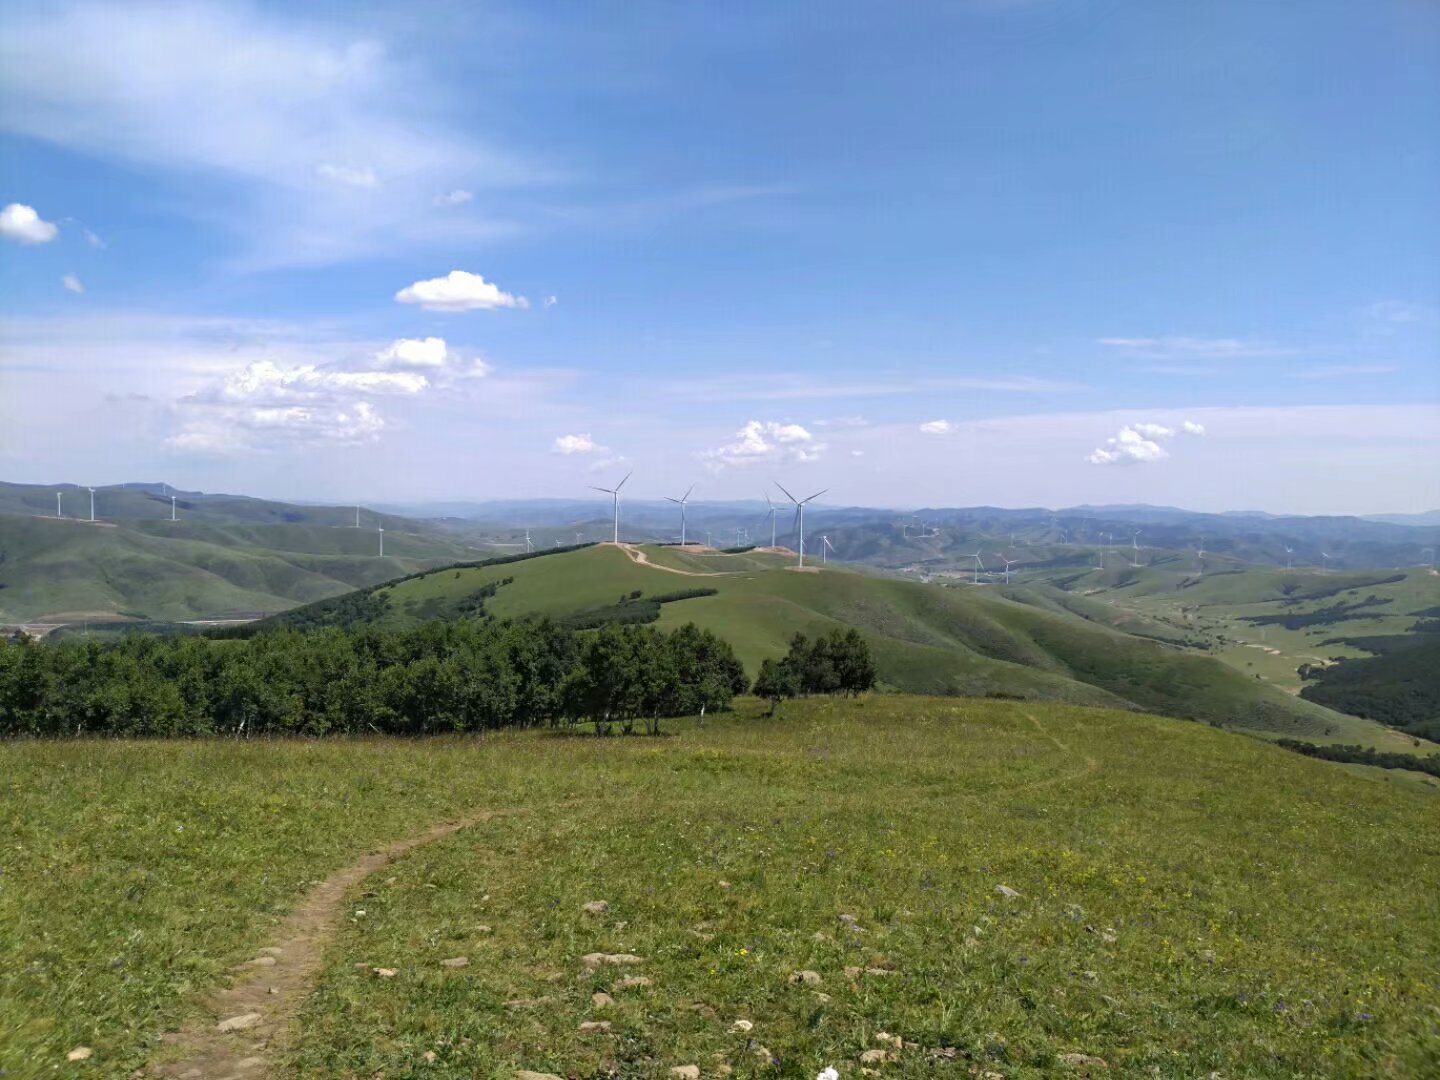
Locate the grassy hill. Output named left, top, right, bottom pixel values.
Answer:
left=259, top=542, right=1389, bottom=742
left=2, top=696, right=1436, bottom=1077
left=0, top=512, right=474, bottom=623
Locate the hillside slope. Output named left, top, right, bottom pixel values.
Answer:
left=260, top=542, right=1384, bottom=741
left=0, top=513, right=472, bottom=622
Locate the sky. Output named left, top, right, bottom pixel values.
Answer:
left=1, top=0, right=1437, bottom=515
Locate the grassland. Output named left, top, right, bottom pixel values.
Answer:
left=2, top=697, right=1437, bottom=1078
left=314, top=544, right=1376, bottom=741
left=0, top=513, right=473, bottom=623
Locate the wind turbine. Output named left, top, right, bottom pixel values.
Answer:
left=763, top=493, right=778, bottom=549
left=819, top=534, right=835, bottom=565
left=1196, top=536, right=1205, bottom=576
left=377, top=524, right=385, bottom=557
left=1320, top=551, right=1331, bottom=574
left=1423, top=547, right=1436, bottom=572
left=524, top=528, right=533, bottom=553
left=665, top=483, right=695, bottom=547
left=1129, top=530, right=1143, bottom=568
left=1285, top=545, right=1294, bottom=570
left=354, top=505, right=361, bottom=528
left=55, top=491, right=63, bottom=518
left=998, top=555, right=1015, bottom=585
left=775, top=482, right=827, bottom=568
left=963, top=550, right=984, bottom=584
left=88, top=487, right=96, bottom=522
left=589, top=471, right=631, bottom=544
left=170, top=495, right=177, bottom=522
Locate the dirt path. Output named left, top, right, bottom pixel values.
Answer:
left=616, top=543, right=724, bottom=576
left=145, top=808, right=519, bottom=1080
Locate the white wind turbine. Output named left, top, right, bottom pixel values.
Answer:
left=1129, top=530, right=1143, bottom=568
left=963, top=550, right=984, bottom=584
left=354, top=505, right=361, bottom=528
left=1320, top=551, right=1331, bottom=574
left=819, top=534, right=835, bottom=565
left=1285, top=544, right=1295, bottom=570
left=170, top=495, right=177, bottom=522
left=998, top=555, right=1015, bottom=584
left=377, top=524, right=385, bottom=557
left=763, top=493, right=779, bottom=548
left=524, top=528, right=533, bottom=553
left=88, top=486, right=96, bottom=522
left=1196, top=536, right=1205, bottom=576
left=589, top=471, right=632, bottom=544
left=775, top=482, right=828, bottom=568
left=56, top=491, right=63, bottom=518
left=665, top=483, right=696, bottom=547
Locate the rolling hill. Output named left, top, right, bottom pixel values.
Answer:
left=254, top=541, right=1398, bottom=744
left=0, top=512, right=475, bottom=624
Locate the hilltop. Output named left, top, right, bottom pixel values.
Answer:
left=255, top=541, right=1392, bottom=744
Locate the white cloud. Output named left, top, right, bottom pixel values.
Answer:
left=543, top=295, right=558, bottom=308
left=553, top=433, right=603, bottom=455
left=1098, top=336, right=1290, bottom=359
left=1087, top=418, right=1205, bottom=466
left=316, top=162, right=379, bottom=188
left=1296, top=364, right=1398, bottom=379
left=919, top=419, right=956, bottom=435
left=201, top=360, right=429, bottom=405
left=433, top=189, right=473, bottom=206
left=61, top=274, right=84, bottom=294
left=375, top=337, right=451, bottom=369
left=702, top=420, right=825, bottom=470
left=166, top=400, right=385, bottom=453
left=0, top=202, right=58, bottom=244
left=395, top=270, right=528, bottom=312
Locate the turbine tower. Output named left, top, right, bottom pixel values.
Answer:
left=524, top=528, right=533, bottom=553
left=665, top=483, right=695, bottom=547
left=589, top=471, right=631, bottom=544
left=56, top=491, right=63, bottom=518
left=1285, top=544, right=1294, bottom=570
left=1130, top=530, right=1143, bottom=568
left=88, top=486, right=96, bottom=522
left=998, top=555, right=1015, bottom=585
left=171, top=495, right=177, bottom=522
left=1320, top=551, right=1331, bottom=574
left=378, top=524, right=385, bottom=557
left=963, top=550, right=984, bottom=584
left=819, top=534, right=835, bottom=565
left=354, top=505, right=361, bottom=528
left=775, top=482, right=827, bottom=568
left=1196, top=536, right=1205, bottom=576
left=763, top=493, right=778, bottom=548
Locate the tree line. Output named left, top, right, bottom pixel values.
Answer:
left=0, top=618, right=878, bottom=738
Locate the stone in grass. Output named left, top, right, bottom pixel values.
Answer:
left=582, top=900, right=610, bottom=915
left=440, top=956, right=469, bottom=968
left=592, top=991, right=615, bottom=1007
left=789, top=969, right=823, bottom=985
left=582, top=952, right=644, bottom=968
left=730, top=1019, right=754, bottom=1033
left=615, top=974, right=653, bottom=991
left=670, top=1068, right=701, bottom=1080
left=243, top=956, right=277, bottom=967
left=859, top=1048, right=893, bottom=1064
left=516, top=1073, right=565, bottom=1080
left=578, top=1020, right=612, bottom=1034
left=995, top=884, right=1022, bottom=899
left=504, top=996, right=555, bottom=1009
left=216, top=1013, right=263, bottom=1033
left=875, top=1032, right=904, bottom=1048
left=1058, top=1052, right=1109, bottom=1069
left=372, top=967, right=398, bottom=978
left=66, top=1047, right=92, bottom=1063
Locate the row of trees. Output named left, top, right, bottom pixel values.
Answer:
left=0, top=618, right=749, bottom=738
left=753, top=629, right=877, bottom=713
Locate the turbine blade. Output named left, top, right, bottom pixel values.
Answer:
left=803, top=488, right=829, bottom=503
left=589, top=486, right=613, bottom=494
left=774, top=481, right=798, bottom=504
left=683, top=483, right=695, bottom=501
left=616, top=471, right=632, bottom=492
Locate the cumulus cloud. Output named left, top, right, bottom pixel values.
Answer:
left=394, top=270, right=528, bottom=312
left=553, top=433, right=603, bottom=455
left=433, top=188, right=473, bottom=206
left=919, top=419, right=957, bottom=435
left=166, top=401, right=385, bottom=453
left=702, top=420, right=825, bottom=470
left=0, top=202, right=58, bottom=244
left=543, top=295, right=558, bottom=308
left=373, top=337, right=492, bottom=379
left=1087, top=419, right=1205, bottom=466
left=61, top=273, right=84, bottom=294
left=316, top=162, right=379, bottom=188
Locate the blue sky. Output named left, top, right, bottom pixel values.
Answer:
left=1, top=0, right=1437, bottom=513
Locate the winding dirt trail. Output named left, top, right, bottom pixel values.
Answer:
left=1021, top=711, right=1101, bottom=791
left=145, top=808, right=521, bottom=1080
left=615, top=543, right=724, bottom=576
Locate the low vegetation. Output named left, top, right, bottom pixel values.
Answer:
left=1298, top=635, right=1440, bottom=741
left=2, top=697, right=1436, bottom=1078
left=1276, top=738, right=1440, bottom=779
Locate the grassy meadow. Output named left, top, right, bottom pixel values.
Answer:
left=2, top=696, right=1437, bottom=1078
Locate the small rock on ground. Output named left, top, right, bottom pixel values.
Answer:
left=995, top=884, right=1022, bottom=899
left=372, top=967, right=398, bottom=978
left=66, top=1047, right=92, bottom=1062
left=789, top=969, right=823, bottom=985
left=582, top=900, right=610, bottom=914
left=615, top=974, right=653, bottom=990
left=243, top=956, right=277, bottom=967
left=859, top=1048, right=893, bottom=1064
left=257, top=946, right=284, bottom=957
left=730, top=1018, right=753, bottom=1033
left=1058, top=1052, right=1109, bottom=1069
left=670, top=1067, right=701, bottom=1080
left=578, top=1020, right=612, bottom=1033
left=592, top=991, right=615, bottom=1007
left=582, top=952, right=644, bottom=967
left=216, top=1013, right=263, bottom=1033
left=440, top=956, right=469, bottom=968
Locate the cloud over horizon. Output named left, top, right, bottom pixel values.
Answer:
left=702, top=420, right=825, bottom=470
left=394, top=270, right=529, bottom=313
left=1087, top=419, right=1205, bottom=466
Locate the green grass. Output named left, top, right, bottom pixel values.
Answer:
left=2, top=697, right=1437, bottom=1078
left=0, top=513, right=472, bottom=622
